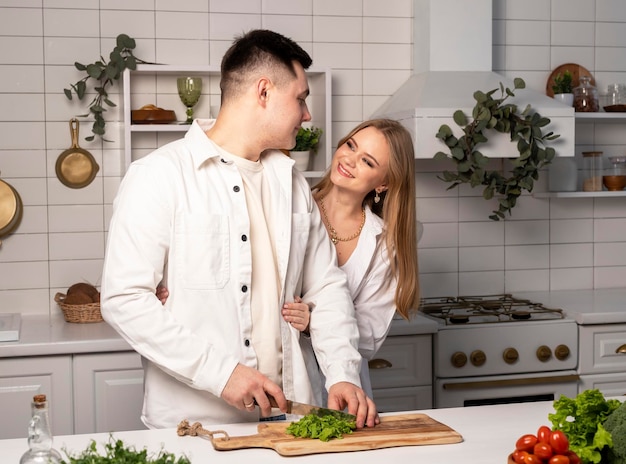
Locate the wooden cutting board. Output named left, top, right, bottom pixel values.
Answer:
left=209, top=413, right=463, bottom=456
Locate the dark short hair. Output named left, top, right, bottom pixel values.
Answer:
left=220, top=29, right=312, bottom=99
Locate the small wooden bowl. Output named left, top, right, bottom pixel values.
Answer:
left=603, top=175, right=626, bottom=191
left=508, top=452, right=516, bottom=464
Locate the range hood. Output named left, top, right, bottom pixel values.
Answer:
left=372, top=0, right=574, bottom=158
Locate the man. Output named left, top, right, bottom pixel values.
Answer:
left=101, top=29, right=377, bottom=429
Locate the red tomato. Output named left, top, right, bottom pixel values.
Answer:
left=565, top=451, right=581, bottom=464
left=513, top=450, right=529, bottom=463
left=550, top=430, right=570, bottom=454
left=516, top=434, right=539, bottom=452
left=534, top=442, right=554, bottom=460
left=525, top=454, right=543, bottom=464
left=549, top=455, right=570, bottom=464
left=537, top=425, right=552, bottom=444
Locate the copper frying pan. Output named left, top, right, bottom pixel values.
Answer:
left=0, top=175, right=23, bottom=246
left=55, top=119, right=99, bottom=189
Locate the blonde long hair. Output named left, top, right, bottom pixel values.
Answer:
left=313, top=119, right=420, bottom=319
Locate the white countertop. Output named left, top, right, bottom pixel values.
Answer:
left=516, top=288, right=626, bottom=324
left=0, top=400, right=558, bottom=463
left=0, top=313, right=132, bottom=358
left=0, top=312, right=437, bottom=359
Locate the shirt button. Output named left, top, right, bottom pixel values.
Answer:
left=241, top=235, right=247, bottom=242
left=244, top=339, right=250, bottom=347
left=220, top=158, right=227, bottom=163
left=241, top=285, right=248, bottom=293
left=233, top=185, right=240, bottom=192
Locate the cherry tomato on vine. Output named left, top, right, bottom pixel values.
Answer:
left=537, top=425, right=552, bottom=444
left=534, top=442, right=554, bottom=460
left=516, top=434, right=538, bottom=452
left=550, top=430, right=570, bottom=455
left=549, top=455, right=570, bottom=464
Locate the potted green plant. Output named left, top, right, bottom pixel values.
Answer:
left=64, top=34, right=150, bottom=142
left=551, top=71, right=574, bottom=106
left=290, top=126, right=323, bottom=171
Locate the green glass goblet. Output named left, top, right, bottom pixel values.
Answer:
left=177, top=77, right=203, bottom=124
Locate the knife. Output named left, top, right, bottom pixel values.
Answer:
left=261, top=396, right=357, bottom=421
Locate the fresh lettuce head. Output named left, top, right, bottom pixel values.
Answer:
left=548, top=389, right=620, bottom=464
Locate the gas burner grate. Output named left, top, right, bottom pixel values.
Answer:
left=419, top=294, right=565, bottom=325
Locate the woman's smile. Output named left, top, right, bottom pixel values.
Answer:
left=337, top=163, right=354, bottom=178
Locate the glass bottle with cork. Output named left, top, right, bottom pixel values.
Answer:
left=20, top=394, right=62, bottom=464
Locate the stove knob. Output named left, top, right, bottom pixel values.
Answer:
left=555, top=344, right=570, bottom=361
left=503, top=347, right=519, bottom=364
left=451, top=351, right=467, bottom=368
left=537, top=345, right=552, bottom=362
left=470, top=350, right=486, bottom=367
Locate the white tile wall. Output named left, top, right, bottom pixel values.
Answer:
left=1, top=0, right=626, bottom=316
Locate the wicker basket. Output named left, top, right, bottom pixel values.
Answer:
left=54, top=292, right=103, bottom=323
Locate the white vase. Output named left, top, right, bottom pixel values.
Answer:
left=553, top=93, right=574, bottom=107
left=290, top=150, right=311, bottom=171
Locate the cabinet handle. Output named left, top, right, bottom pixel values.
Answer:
left=368, top=358, right=392, bottom=369
left=616, top=344, right=626, bottom=354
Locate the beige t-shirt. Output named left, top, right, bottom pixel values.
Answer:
left=227, top=152, right=283, bottom=386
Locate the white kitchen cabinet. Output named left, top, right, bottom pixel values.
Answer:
left=0, top=356, right=73, bottom=439
left=122, top=64, right=332, bottom=177
left=578, top=324, right=626, bottom=395
left=368, top=334, right=433, bottom=412
left=73, top=352, right=146, bottom=434
left=0, top=351, right=145, bottom=439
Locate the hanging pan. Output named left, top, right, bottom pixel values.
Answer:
left=0, top=174, right=23, bottom=246
left=55, top=119, right=99, bottom=189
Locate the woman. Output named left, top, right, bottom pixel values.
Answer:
left=282, top=118, right=420, bottom=398
left=157, top=118, right=420, bottom=401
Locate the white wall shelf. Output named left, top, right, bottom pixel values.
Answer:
left=122, top=64, right=332, bottom=177
left=533, top=190, right=626, bottom=198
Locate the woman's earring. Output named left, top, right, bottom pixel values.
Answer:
left=374, top=190, right=380, bottom=203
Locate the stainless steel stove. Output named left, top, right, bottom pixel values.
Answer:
left=421, top=294, right=579, bottom=408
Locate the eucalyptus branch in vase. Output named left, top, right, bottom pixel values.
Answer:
left=434, top=78, right=560, bottom=221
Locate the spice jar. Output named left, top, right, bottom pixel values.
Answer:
left=603, top=156, right=626, bottom=191
left=607, top=84, right=626, bottom=106
left=574, top=76, right=599, bottom=112
left=582, top=151, right=603, bottom=191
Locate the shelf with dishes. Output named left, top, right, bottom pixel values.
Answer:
left=121, top=64, right=332, bottom=177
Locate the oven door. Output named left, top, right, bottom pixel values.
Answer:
left=435, top=370, right=579, bottom=409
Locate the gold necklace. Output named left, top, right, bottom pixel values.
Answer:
left=319, top=196, right=366, bottom=245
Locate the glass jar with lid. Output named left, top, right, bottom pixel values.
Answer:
left=607, top=84, right=626, bottom=107
left=603, top=156, right=626, bottom=191
left=582, top=151, right=603, bottom=191
left=574, top=76, right=599, bottom=112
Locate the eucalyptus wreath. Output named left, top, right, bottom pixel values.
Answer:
left=434, top=78, right=559, bottom=221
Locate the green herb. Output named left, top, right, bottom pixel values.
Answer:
left=60, top=435, right=191, bottom=463
left=548, top=389, right=620, bottom=464
left=286, top=413, right=356, bottom=442
left=292, top=126, right=323, bottom=152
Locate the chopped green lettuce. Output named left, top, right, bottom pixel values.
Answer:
left=286, top=413, right=356, bottom=442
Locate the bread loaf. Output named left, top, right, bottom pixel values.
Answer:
left=65, top=282, right=100, bottom=304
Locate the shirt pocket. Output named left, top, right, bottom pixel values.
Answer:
left=176, top=214, right=230, bottom=289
